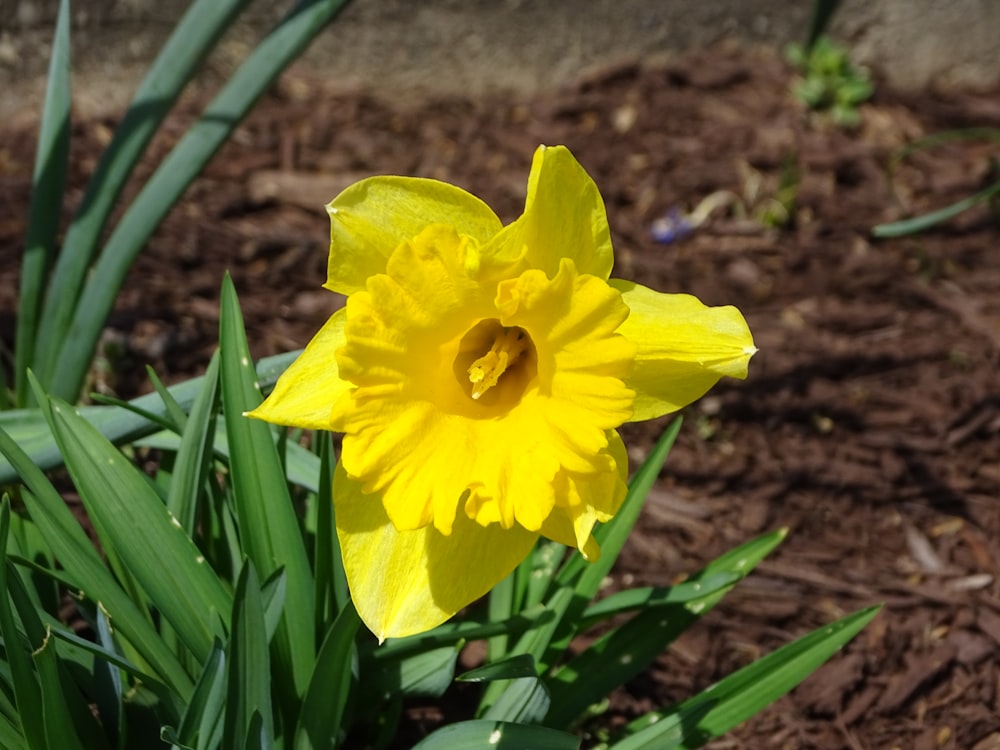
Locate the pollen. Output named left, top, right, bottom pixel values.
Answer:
left=468, top=327, right=530, bottom=399
left=452, top=319, right=538, bottom=410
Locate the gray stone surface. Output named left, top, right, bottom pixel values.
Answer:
left=0, top=0, right=997, bottom=118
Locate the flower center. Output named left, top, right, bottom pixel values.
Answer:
left=453, top=319, right=537, bottom=408
left=467, top=326, right=529, bottom=399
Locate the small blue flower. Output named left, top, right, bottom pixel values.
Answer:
left=650, top=207, right=695, bottom=244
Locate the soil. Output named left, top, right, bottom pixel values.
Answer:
left=2, top=44, right=1000, bottom=749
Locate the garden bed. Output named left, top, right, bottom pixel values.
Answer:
left=2, top=44, right=999, bottom=749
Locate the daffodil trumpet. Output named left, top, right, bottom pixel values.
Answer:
left=248, top=145, right=756, bottom=641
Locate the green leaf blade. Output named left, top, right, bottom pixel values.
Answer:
left=412, top=720, right=579, bottom=750
left=48, top=0, right=354, bottom=402
left=544, top=530, right=787, bottom=729
left=33, top=0, right=253, bottom=395
left=0, top=423, right=194, bottom=700
left=43, top=395, right=232, bottom=663
left=15, top=0, right=72, bottom=407
left=612, top=605, right=882, bottom=749
left=224, top=562, right=274, bottom=750
left=294, top=604, right=361, bottom=750
left=219, top=276, right=315, bottom=698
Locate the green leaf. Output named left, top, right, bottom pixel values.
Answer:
left=0, top=350, right=299, bottom=485
left=137, top=424, right=322, bottom=496
left=312, top=432, right=347, bottom=635
left=579, top=571, right=741, bottom=625
left=477, top=587, right=575, bottom=715
left=481, top=677, right=550, bottom=724
left=458, top=654, right=538, bottom=683
left=0, top=717, right=27, bottom=750
left=48, top=0, right=354, bottom=402
left=224, top=562, right=273, bottom=750
left=169, top=640, right=227, bottom=750
left=610, top=606, right=882, bottom=749
left=92, top=607, right=125, bottom=749
left=32, top=0, right=253, bottom=396
left=486, top=571, right=519, bottom=663
left=294, top=604, right=361, bottom=750
left=372, top=605, right=554, bottom=662
left=47, top=625, right=165, bottom=690
left=7, top=563, right=108, bottom=749
left=388, top=644, right=461, bottom=699
left=15, top=0, right=71, bottom=407
left=0, top=424, right=193, bottom=701
left=544, top=530, right=787, bottom=729
left=260, top=569, right=288, bottom=645
left=0, top=499, right=46, bottom=750
left=219, top=276, right=315, bottom=698
left=35, top=384, right=231, bottom=663
left=165, top=351, right=221, bottom=534
left=523, top=541, right=565, bottom=611
left=488, top=542, right=562, bottom=662
left=872, top=178, right=1000, bottom=238
left=411, top=720, right=579, bottom=750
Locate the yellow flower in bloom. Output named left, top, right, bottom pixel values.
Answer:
left=248, top=145, right=755, bottom=641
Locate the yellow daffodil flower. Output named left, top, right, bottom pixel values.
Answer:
left=248, top=145, right=756, bottom=641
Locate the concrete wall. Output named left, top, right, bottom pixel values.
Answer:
left=0, top=0, right=997, bottom=117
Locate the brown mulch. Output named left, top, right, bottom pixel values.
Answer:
left=2, top=44, right=1000, bottom=749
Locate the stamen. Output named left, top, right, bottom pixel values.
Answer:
left=467, top=327, right=528, bottom=400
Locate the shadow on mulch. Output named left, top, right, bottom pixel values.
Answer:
left=2, top=44, right=1000, bottom=749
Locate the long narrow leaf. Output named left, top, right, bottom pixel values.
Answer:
left=579, top=571, right=741, bottom=626
left=294, top=604, right=361, bottom=750
left=312, top=431, right=347, bottom=635
left=0, top=350, right=298, bottom=484
left=544, top=530, right=787, bottom=729
left=138, top=424, right=321, bottom=494
left=611, top=606, right=882, bottom=749
left=167, top=640, right=227, bottom=750
left=372, top=605, right=554, bottom=662
left=50, top=0, right=354, bottom=402
left=166, top=351, right=221, bottom=533
left=7, top=565, right=108, bottom=749
left=33, top=0, right=252, bottom=391
left=458, top=654, right=538, bottom=683
left=219, top=276, right=315, bottom=699
left=872, top=178, right=1000, bottom=238
left=36, top=387, right=232, bottom=663
left=223, top=563, right=273, bottom=750
left=93, top=608, right=124, bottom=748
left=0, top=500, right=46, bottom=750
left=0, top=716, right=26, bottom=750
left=481, top=677, right=550, bottom=724
left=477, top=587, right=575, bottom=715
left=15, top=0, right=72, bottom=407
left=411, top=720, right=579, bottom=750
left=0, top=425, right=193, bottom=701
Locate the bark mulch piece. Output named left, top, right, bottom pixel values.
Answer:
left=1, top=43, right=999, bottom=749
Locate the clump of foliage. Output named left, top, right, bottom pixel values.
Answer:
left=785, top=35, right=874, bottom=127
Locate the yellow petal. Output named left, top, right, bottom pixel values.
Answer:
left=245, top=308, right=350, bottom=430
left=612, top=280, right=757, bottom=421
left=325, top=177, right=503, bottom=295
left=334, top=463, right=538, bottom=640
left=539, top=429, right=628, bottom=560
left=331, top=242, right=634, bottom=540
left=488, top=145, right=614, bottom=280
